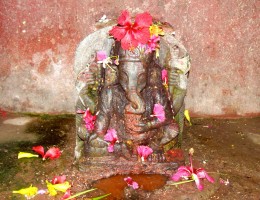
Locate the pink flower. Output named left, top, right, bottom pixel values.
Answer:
left=161, top=69, right=168, bottom=85
left=104, top=129, right=118, bottom=152
left=153, top=103, right=166, bottom=122
left=171, top=150, right=214, bottom=190
left=124, top=177, right=139, bottom=189
left=145, top=35, right=160, bottom=53
left=51, top=175, right=66, bottom=184
left=137, top=145, right=153, bottom=162
left=109, top=10, right=153, bottom=50
left=96, top=51, right=107, bottom=61
left=82, top=109, right=97, bottom=131
left=32, top=146, right=62, bottom=160
left=61, top=189, right=72, bottom=200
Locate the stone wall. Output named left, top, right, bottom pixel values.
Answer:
left=0, top=0, right=259, bottom=117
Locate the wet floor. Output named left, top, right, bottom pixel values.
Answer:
left=0, top=113, right=259, bottom=199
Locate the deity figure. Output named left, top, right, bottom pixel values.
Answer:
left=74, top=11, right=190, bottom=164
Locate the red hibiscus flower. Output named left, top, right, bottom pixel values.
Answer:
left=32, top=146, right=61, bottom=160
left=109, top=10, right=153, bottom=50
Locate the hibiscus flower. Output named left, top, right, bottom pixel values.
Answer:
left=124, top=177, right=139, bottom=189
left=137, top=145, right=153, bottom=162
left=32, top=146, right=61, bottom=160
left=171, top=148, right=214, bottom=190
left=104, top=129, right=118, bottom=152
left=109, top=10, right=153, bottom=50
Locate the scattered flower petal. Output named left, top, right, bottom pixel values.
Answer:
left=171, top=149, right=214, bottom=190
left=18, top=152, right=39, bottom=159
left=153, top=103, right=166, bottom=122
left=43, top=147, right=61, bottom=160
left=161, top=69, right=168, bottom=86
left=149, top=24, right=165, bottom=36
left=13, top=185, right=38, bottom=198
left=46, top=181, right=71, bottom=196
left=52, top=175, right=66, bottom=184
left=97, top=51, right=107, bottom=61
left=137, top=145, right=153, bottom=162
left=104, top=129, right=118, bottom=152
left=32, top=146, right=45, bottom=157
left=124, top=177, right=139, bottom=189
left=219, top=178, right=230, bottom=185
left=83, top=109, right=97, bottom=131
left=184, top=109, right=192, bottom=126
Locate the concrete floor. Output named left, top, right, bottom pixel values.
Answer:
left=0, top=113, right=259, bottom=199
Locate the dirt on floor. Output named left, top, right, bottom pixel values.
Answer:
left=0, top=113, right=259, bottom=200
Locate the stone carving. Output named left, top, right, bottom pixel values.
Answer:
left=74, top=22, right=190, bottom=165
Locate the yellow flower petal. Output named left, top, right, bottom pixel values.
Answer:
left=149, top=24, right=165, bottom=36
left=184, top=109, right=192, bottom=126
left=18, top=152, right=39, bottom=159
left=13, top=185, right=38, bottom=197
left=46, top=181, right=71, bottom=196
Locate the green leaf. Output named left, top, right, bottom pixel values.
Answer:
left=92, top=193, right=111, bottom=200
left=65, top=188, right=97, bottom=200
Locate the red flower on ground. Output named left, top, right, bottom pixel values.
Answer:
left=124, top=177, right=139, bottom=189
left=52, top=175, right=66, bottom=184
left=171, top=148, right=214, bottom=190
left=137, top=145, right=153, bottom=162
left=104, top=129, right=118, bottom=152
left=109, top=10, right=153, bottom=50
left=32, top=146, right=61, bottom=160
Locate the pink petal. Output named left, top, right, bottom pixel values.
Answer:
left=51, top=175, right=66, bottom=184
left=171, top=166, right=192, bottom=181
left=196, top=168, right=215, bottom=183
left=43, top=147, right=61, bottom=160
left=131, top=27, right=150, bottom=45
left=104, top=129, right=118, bottom=143
left=193, top=173, right=204, bottom=191
left=137, top=145, right=153, bottom=159
left=124, top=177, right=133, bottom=184
left=117, top=10, right=131, bottom=26
left=132, top=181, right=139, bottom=189
left=153, top=104, right=165, bottom=122
left=96, top=51, right=107, bottom=61
left=61, top=189, right=71, bottom=200
left=107, top=144, right=114, bottom=152
left=161, top=69, right=168, bottom=83
left=134, top=12, right=153, bottom=28
left=32, top=146, right=45, bottom=157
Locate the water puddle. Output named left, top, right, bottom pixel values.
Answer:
left=92, top=174, right=167, bottom=199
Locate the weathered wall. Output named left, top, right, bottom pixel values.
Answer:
left=0, top=0, right=259, bottom=117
